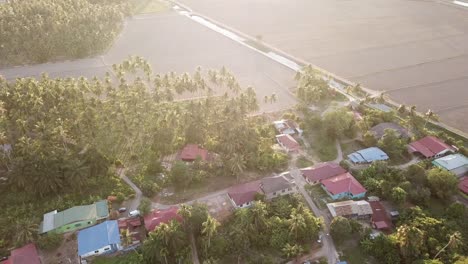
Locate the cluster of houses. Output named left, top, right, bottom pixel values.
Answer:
left=273, top=119, right=302, bottom=153
left=1, top=199, right=186, bottom=263
left=301, top=162, right=396, bottom=231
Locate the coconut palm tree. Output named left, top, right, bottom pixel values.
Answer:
left=201, top=215, right=220, bottom=253
left=433, top=231, right=462, bottom=260
left=288, top=210, right=306, bottom=241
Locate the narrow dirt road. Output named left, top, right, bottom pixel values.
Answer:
left=118, top=168, right=143, bottom=212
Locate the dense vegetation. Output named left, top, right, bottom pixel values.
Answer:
left=0, top=0, right=129, bottom=66
left=197, top=195, right=323, bottom=263
left=141, top=196, right=323, bottom=264
left=0, top=57, right=285, bottom=252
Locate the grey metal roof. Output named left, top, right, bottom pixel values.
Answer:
left=261, top=176, right=293, bottom=194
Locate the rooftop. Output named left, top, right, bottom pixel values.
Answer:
left=369, top=200, right=392, bottom=230
left=276, top=134, right=300, bottom=151
left=77, top=220, right=120, bottom=257
left=261, top=175, right=294, bottom=194
left=40, top=200, right=108, bottom=233
left=228, top=180, right=263, bottom=206
left=433, top=154, right=468, bottom=171
left=273, top=119, right=301, bottom=135
left=370, top=122, right=409, bottom=139
left=300, top=162, right=347, bottom=182
left=408, top=136, right=454, bottom=158
left=348, top=147, right=389, bottom=163
left=143, top=206, right=181, bottom=232
left=321, top=173, right=367, bottom=196
left=1, top=244, right=40, bottom=264
left=326, top=200, right=372, bottom=217
left=459, top=177, right=468, bottom=194
left=179, top=144, right=210, bottom=161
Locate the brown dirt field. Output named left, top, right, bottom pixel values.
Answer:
left=40, top=233, right=78, bottom=264
left=0, top=12, right=297, bottom=114
left=178, top=0, right=468, bottom=133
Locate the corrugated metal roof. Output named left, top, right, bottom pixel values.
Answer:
left=433, top=154, right=468, bottom=171
left=348, top=147, right=389, bottom=163
left=78, top=220, right=120, bottom=256
left=40, top=200, right=108, bottom=233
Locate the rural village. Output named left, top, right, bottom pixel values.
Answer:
left=0, top=0, right=468, bottom=264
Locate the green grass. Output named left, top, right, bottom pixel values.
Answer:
left=315, top=137, right=338, bottom=162
left=305, top=184, right=330, bottom=209
left=341, top=246, right=369, bottom=264
left=425, top=197, right=448, bottom=218
left=93, top=252, right=140, bottom=264
left=133, top=0, right=169, bottom=14
left=296, top=155, right=314, bottom=168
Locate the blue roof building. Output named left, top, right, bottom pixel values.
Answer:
left=348, top=147, right=389, bottom=164
left=78, top=220, right=121, bottom=258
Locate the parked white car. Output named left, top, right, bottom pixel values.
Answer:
left=129, top=210, right=140, bottom=217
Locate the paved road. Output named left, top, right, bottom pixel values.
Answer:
left=290, top=168, right=339, bottom=264
left=118, top=168, right=143, bottom=213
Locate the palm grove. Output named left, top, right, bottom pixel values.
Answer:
left=0, top=57, right=287, bottom=253
left=0, top=0, right=130, bottom=66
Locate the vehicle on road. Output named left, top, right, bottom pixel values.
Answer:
left=118, top=207, right=127, bottom=213
left=317, top=234, right=322, bottom=243
left=129, top=210, right=140, bottom=217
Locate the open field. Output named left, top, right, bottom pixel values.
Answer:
left=0, top=11, right=297, bottom=113
left=178, top=0, right=468, bottom=133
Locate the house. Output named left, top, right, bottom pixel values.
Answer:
left=326, top=200, right=372, bottom=219
left=370, top=122, right=409, bottom=140
left=260, top=175, right=297, bottom=200
left=301, top=162, right=347, bottom=184
left=39, top=200, right=109, bottom=234
left=276, top=134, right=300, bottom=153
left=432, top=154, right=468, bottom=178
left=369, top=201, right=392, bottom=231
left=227, top=180, right=263, bottom=208
left=459, top=177, right=468, bottom=195
left=273, top=119, right=303, bottom=136
left=321, top=173, right=367, bottom=200
left=348, top=147, right=389, bottom=164
left=77, top=220, right=121, bottom=258
left=178, top=144, right=212, bottom=162
left=143, top=206, right=182, bottom=232
left=408, top=136, right=455, bottom=158
left=118, top=217, right=143, bottom=243
left=0, top=243, right=41, bottom=264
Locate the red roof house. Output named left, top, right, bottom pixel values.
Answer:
left=144, top=207, right=182, bottom=232
left=321, top=173, right=367, bottom=200
left=227, top=180, right=263, bottom=208
left=459, top=177, right=468, bottom=194
left=178, top=144, right=211, bottom=162
left=408, top=136, right=454, bottom=158
left=1, top=244, right=40, bottom=264
left=301, top=162, right=347, bottom=184
left=276, top=134, right=300, bottom=153
left=369, top=201, right=392, bottom=231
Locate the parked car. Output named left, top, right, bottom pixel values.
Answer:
left=129, top=210, right=140, bottom=217
left=118, top=207, right=127, bottom=213
left=317, top=234, right=322, bottom=243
